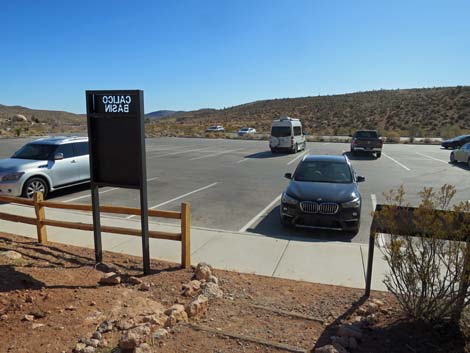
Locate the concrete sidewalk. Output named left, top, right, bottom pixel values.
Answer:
left=0, top=203, right=388, bottom=291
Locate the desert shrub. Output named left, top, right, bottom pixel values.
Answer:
left=386, top=131, right=400, bottom=143
left=376, top=185, right=470, bottom=323
left=440, top=125, right=462, bottom=139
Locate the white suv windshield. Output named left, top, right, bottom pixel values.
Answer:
left=12, top=144, right=57, bottom=160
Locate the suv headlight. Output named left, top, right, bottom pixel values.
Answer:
left=342, top=197, right=361, bottom=208
left=281, top=192, right=299, bottom=205
left=2, top=172, right=25, bottom=182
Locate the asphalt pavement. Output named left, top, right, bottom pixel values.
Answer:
left=1, top=137, right=469, bottom=246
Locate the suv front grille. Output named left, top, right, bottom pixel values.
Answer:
left=300, top=201, right=339, bottom=215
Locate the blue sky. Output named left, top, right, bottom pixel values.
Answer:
left=1, top=0, right=469, bottom=113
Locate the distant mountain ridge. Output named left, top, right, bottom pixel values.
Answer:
left=153, top=86, right=470, bottom=137
left=145, top=110, right=185, bottom=119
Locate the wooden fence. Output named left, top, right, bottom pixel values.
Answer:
left=0, top=192, right=191, bottom=268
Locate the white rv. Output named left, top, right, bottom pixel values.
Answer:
left=269, top=117, right=306, bottom=153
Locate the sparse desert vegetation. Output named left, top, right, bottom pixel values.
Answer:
left=147, top=86, right=470, bottom=139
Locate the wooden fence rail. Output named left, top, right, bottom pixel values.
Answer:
left=0, top=192, right=191, bottom=268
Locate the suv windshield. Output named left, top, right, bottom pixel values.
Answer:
left=271, top=126, right=291, bottom=137
left=294, top=161, right=353, bottom=183
left=12, top=143, right=57, bottom=160
left=355, top=131, right=378, bottom=139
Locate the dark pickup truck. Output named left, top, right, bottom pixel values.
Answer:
left=350, top=130, right=383, bottom=158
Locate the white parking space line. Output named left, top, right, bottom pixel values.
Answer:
left=126, top=182, right=219, bottom=219
left=239, top=193, right=282, bottom=233
left=62, top=177, right=159, bottom=203
left=236, top=158, right=249, bottom=164
left=149, top=146, right=216, bottom=159
left=63, top=188, right=119, bottom=203
left=189, top=149, right=244, bottom=161
left=415, top=152, right=449, bottom=164
left=382, top=152, right=410, bottom=171
left=286, top=149, right=310, bottom=166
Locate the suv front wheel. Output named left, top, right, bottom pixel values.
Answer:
left=23, top=177, right=49, bottom=199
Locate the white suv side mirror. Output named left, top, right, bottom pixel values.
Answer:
left=54, top=153, right=64, bottom=160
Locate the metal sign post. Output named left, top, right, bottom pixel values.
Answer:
left=86, top=90, right=150, bottom=274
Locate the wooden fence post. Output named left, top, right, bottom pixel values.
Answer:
left=181, top=202, right=191, bottom=268
left=33, top=192, right=47, bottom=244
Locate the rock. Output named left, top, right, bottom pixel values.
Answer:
left=99, top=272, right=121, bottom=285
left=153, top=328, right=168, bottom=340
left=182, top=280, right=201, bottom=296
left=139, top=283, right=151, bottom=291
left=164, top=305, right=188, bottom=327
left=201, top=282, right=223, bottom=299
left=366, top=302, right=379, bottom=314
left=337, top=325, right=362, bottom=339
left=65, top=305, right=77, bottom=311
left=315, top=345, right=339, bottom=353
left=127, top=276, right=143, bottom=285
left=186, top=295, right=209, bottom=318
left=30, top=310, right=46, bottom=319
left=333, top=342, right=348, bottom=353
left=194, top=262, right=212, bottom=281
left=208, top=275, right=219, bottom=285
left=142, top=314, right=164, bottom=326
left=331, top=336, right=349, bottom=348
left=0, top=251, right=22, bottom=260
left=92, top=331, right=102, bottom=340
left=0, top=314, right=8, bottom=320
left=116, top=318, right=135, bottom=330
left=97, top=320, right=114, bottom=333
left=356, top=307, right=367, bottom=316
left=88, top=339, right=100, bottom=348
left=164, top=304, right=186, bottom=316
left=25, top=295, right=34, bottom=303
left=119, top=325, right=151, bottom=350
left=98, top=339, right=108, bottom=348
left=371, top=298, right=385, bottom=307
left=23, top=314, right=34, bottom=322
left=13, top=114, right=28, bottom=123
left=83, top=347, right=95, bottom=353
left=74, top=342, right=86, bottom=352
left=89, top=301, right=96, bottom=306
left=364, top=313, right=378, bottom=325
left=135, top=343, right=152, bottom=353
left=32, top=323, right=45, bottom=329
left=349, top=337, right=358, bottom=350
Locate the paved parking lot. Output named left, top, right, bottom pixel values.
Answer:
left=1, top=137, right=469, bottom=245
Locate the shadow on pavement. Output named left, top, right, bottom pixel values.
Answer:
left=244, top=151, right=288, bottom=159
left=449, top=162, right=470, bottom=171
left=245, top=205, right=357, bottom=243
left=48, top=183, right=91, bottom=200
left=343, top=152, right=379, bottom=161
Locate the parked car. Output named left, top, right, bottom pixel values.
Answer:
left=238, top=127, right=256, bottom=136
left=450, top=143, right=470, bottom=167
left=280, top=154, right=365, bottom=234
left=0, top=136, right=90, bottom=199
left=441, top=135, right=470, bottom=149
left=269, top=117, right=306, bottom=154
left=350, top=130, right=383, bottom=158
left=205, top=125, right=225, bottom=132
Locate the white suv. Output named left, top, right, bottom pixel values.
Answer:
left=0, top=136, right=90, bottom=198
left=269, top=117, right=306, bottom=153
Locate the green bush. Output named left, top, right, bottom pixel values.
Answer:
left=376, top=185, right=470, bottom=323
left=386, top=131, right=401, bottom=143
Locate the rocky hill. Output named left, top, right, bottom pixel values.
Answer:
left=0, top=104, right=85, bottom=137
left=148, top=86, right=470, bottom=138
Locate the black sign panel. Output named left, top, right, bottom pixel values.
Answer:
left=86, top=90, right=145, bottom=188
